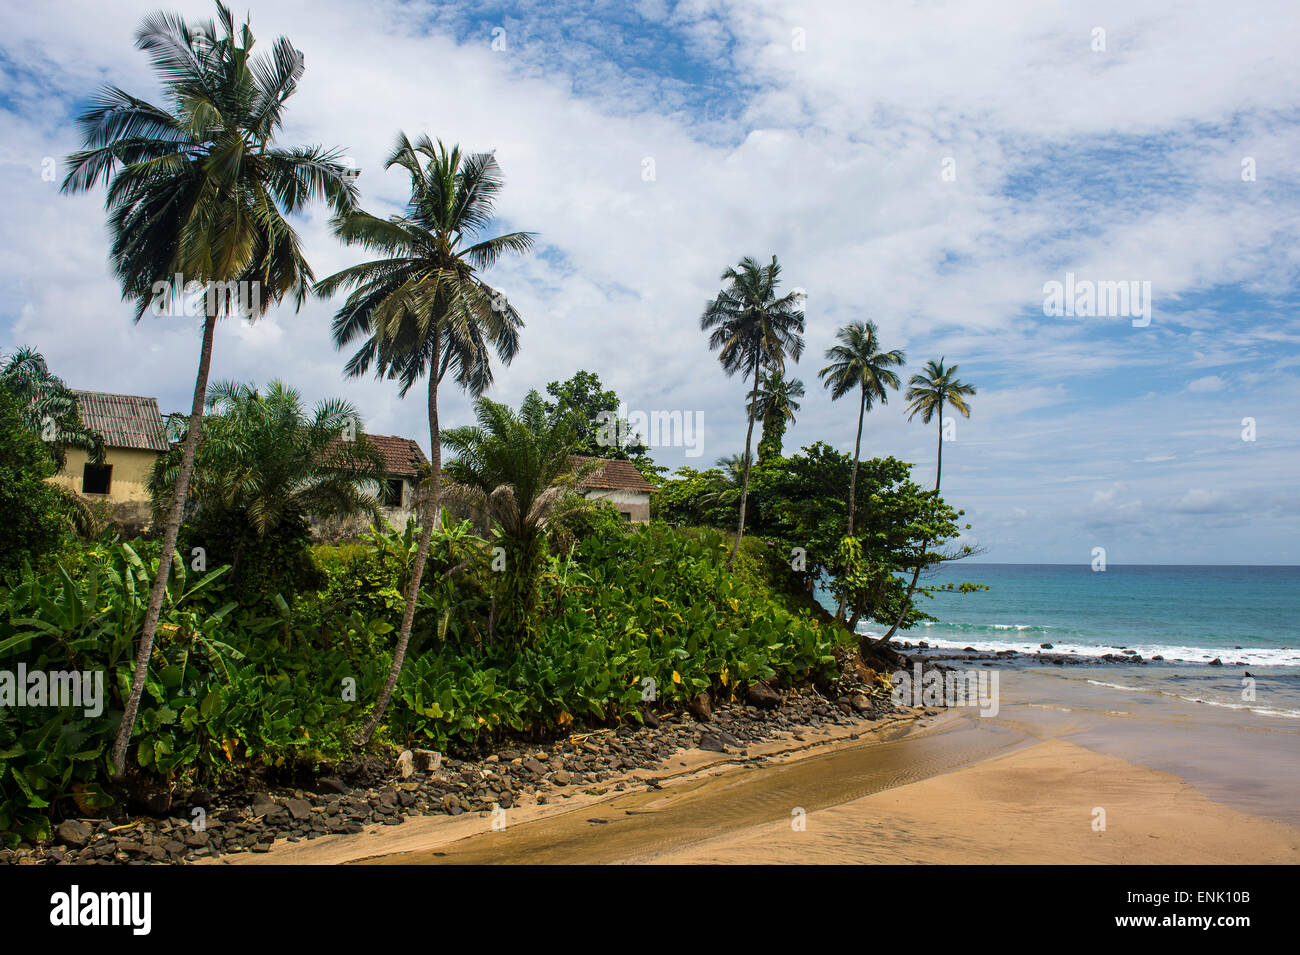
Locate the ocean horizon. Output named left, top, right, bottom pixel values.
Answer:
left=817, top=562, right=1300, bottom=668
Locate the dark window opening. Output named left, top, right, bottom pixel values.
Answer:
left=620, top=511, right=633, bottom=521
left=381, top=478, right=404, bottom=508
left=82, top=464, right=112, bottom=495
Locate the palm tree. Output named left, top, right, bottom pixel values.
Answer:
left=317, top=134, right=532, bottom=744
left=700, top=255, right=805, bottom=570
left=874, top=358, right=975, bottom=644
left=904, top=358, right=975, bottom=492
left=148, top=379, right=384, bottom=584
left=817, top=320, right=905, bottom=537
left=0, top=347, right=105, bottom=471
left=0, top=347, right=105, bottom=536
left=752, top=368, right=805, bottom=462
left=60, top=2, right=356, bottom=772
left=715, top=452, right=751, bottom=486
left=442, top=391, right=593, bottom=643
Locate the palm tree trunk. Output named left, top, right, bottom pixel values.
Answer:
left=725, top=359, right=762, bottom=572
left=355, top=329, right=442, bottom=746
left=836, top=388, right=868, bottom=623
left=873, top=401, right=944, bottom=647
left=847, top=387, right=866, bottom=537
left=934, top=407, right=943, bottom=490
left=111, top=314, right=216, bottom=775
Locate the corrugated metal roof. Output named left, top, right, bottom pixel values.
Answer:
left=73, top=390, right=169, bottom=452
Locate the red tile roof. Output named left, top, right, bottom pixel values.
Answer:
left=323, top=433, right=429, bottom=477
left=571, top=456, right=656, bottom=493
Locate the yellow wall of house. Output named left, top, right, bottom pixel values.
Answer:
left=48, top=447, right=162, bottom=534
left=48, top=446, right=160, bottom=503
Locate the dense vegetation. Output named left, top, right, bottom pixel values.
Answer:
left=0, top=514, right=846, bottom=844
left=0, top=1, right=981, bottom=847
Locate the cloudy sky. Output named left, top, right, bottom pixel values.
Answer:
left=2, top=0, right=1298, bottom=564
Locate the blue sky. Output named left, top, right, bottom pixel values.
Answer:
left=1, top=0, right=1298, bottom=564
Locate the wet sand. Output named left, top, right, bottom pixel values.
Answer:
left=225, top=665, right=1300, bottom=864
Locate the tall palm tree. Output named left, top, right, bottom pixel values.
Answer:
left=752, top=368, right=805, bottom=462
left=700, top=255, right=805, bottom=570
left=442, top=390, right=593, bottom=644
left=903, top=358, right=975, bottom=492
left=817, top=320, right=905, bottom=537
left=60, top=1, right=356, bottom=772
left=316, top=134, right=532, bottom=745
left=875, top=358, right=975, bottom=644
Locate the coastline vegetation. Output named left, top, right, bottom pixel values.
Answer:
left=0, top=1, right=979, bottom=846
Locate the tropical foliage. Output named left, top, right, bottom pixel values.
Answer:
left=317, top=133, right=531, bottom=744
left=700, top=255, right=805, bottom=569
left=60, top=0, right=357, bottom=773
left=149, top=379, right=384, bottom=600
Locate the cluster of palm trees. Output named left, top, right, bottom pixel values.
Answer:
left=700, top=257, right=976, bottom=627
left=62, top=3, right=533, bottom=766
left=62, top=1, right=977, bottom=767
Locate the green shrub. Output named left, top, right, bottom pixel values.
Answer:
left=0, top=388, right=69, bottom=575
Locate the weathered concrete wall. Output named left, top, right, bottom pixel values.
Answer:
left=47, top=446, right=161, bottom=535
left=581, top=488, right=651, bottom=523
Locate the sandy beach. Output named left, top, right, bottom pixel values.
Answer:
left=212, top=664, right=1300, bottom=865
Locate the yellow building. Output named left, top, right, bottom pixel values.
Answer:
left=47, top=391, right=169, bottom=535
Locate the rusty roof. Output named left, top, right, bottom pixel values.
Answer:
left=323, top=432, right=429, bottom=478
left=72, top=390, right=168, bottom=452
left=571, top=456, right=656, bottom=493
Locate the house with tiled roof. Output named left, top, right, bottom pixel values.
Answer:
left=314, top=431, right=430, bottom=540
left=571, top=455, right=657, bottom=523
left=46, top=390, right=169, bottom=533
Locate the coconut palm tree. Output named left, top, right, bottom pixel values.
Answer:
left=316, top=134, right=532, bottom=744
left=817, top=321, right=905, bottom=537
left=700, top=255, right=804, bottom=570
left=59, top=1, right=356, bottom=771
left=903, top=358, right=975, bottom=492
left=873, top=358, right=975, bottom=645
left=442, top=390, right=593, bottom=643
left=752, top=368, right=805, bottom=462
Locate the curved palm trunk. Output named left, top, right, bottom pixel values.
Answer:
left=355, top=330, right=443, bottom=746
left=111, top=314, right=217, bottom=775
left=873, top=401, right=944, bottom=647
left=725, top=360, right=762, bottom=572
left=836, top=387, right=869, bottom=623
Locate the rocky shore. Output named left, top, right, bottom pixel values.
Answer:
left=892, top=640, right=1254, bottom=668
left=3, top=653, right=901, bottom=866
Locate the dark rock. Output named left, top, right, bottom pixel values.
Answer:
left=318, top=776, right=348, bottom=795
left=55, top=819, right=92, bottom=848
left=1208, top=657, right=1223, bottom=666
left=698, top=733, right=727, bottom=753
left=281, top=797, right=313, bottom=822
left=746, top=682, right=782, bottom=708
left=687, top=691, right=712, bottom=722
left=1040, top=643, right=1053, bottom=649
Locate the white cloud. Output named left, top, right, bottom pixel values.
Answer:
left=2, top=0, right=1299, bottom=563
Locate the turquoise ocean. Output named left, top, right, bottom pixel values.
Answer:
left=819, top=563, right=1300, bottom=719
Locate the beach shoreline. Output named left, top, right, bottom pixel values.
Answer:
left=213, top=663, right=1300, bottom=864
